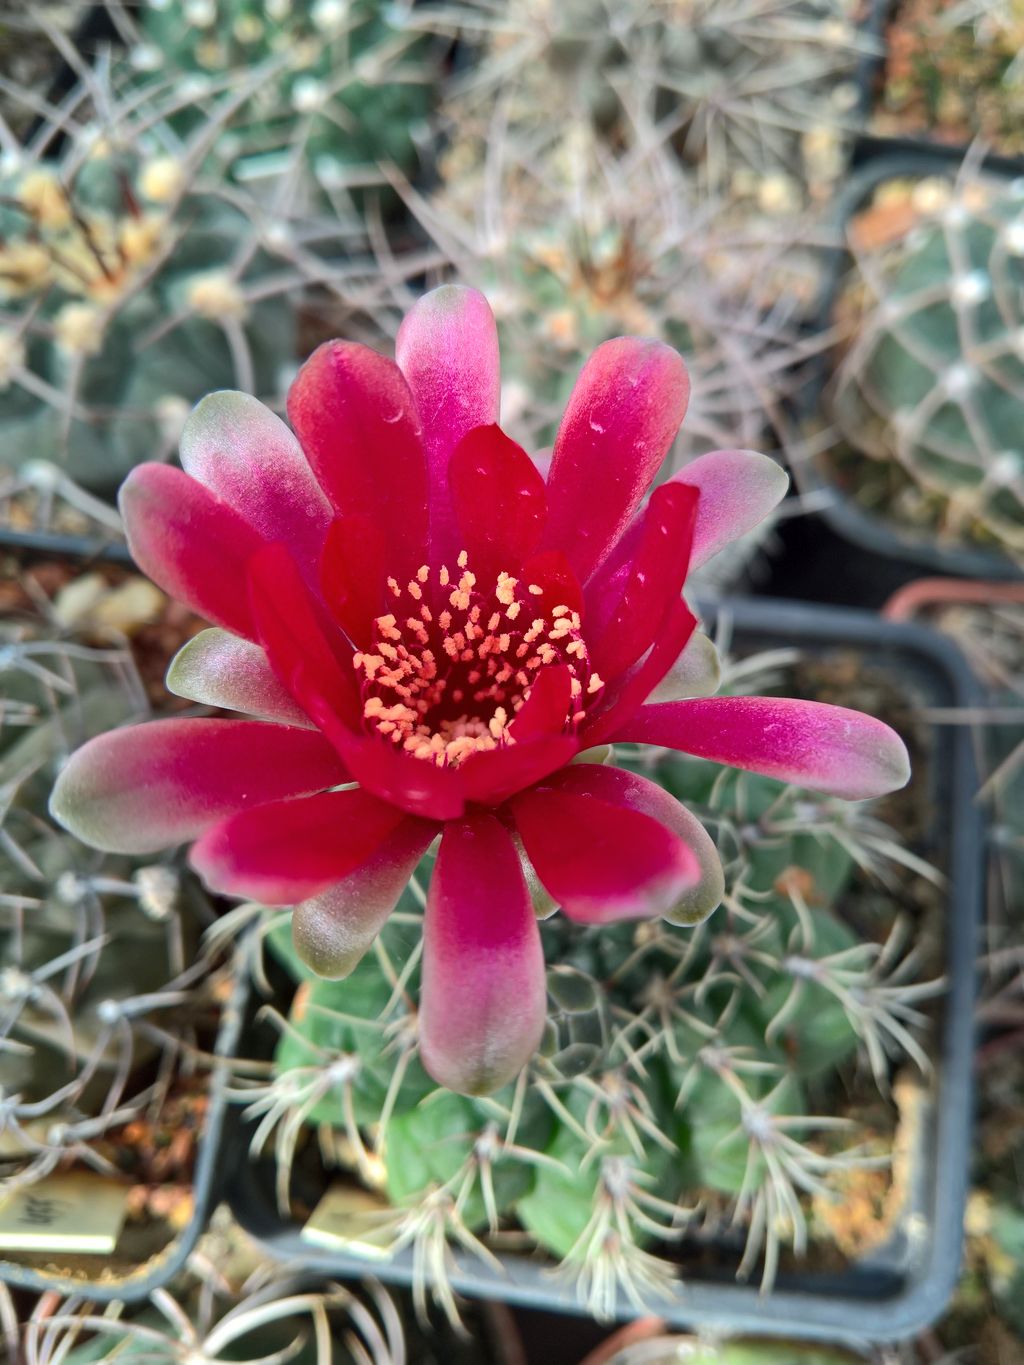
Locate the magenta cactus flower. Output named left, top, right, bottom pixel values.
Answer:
left=51, top=285, right=910, bottom=1096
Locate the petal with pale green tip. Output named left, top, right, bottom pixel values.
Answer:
left=420, top=813, right=546, bottom=1096
left=672, top=449, right=789, bottom=569
left=167, top=628, right=312, bottom=727
left=559, top=764, right=724, bottom=926
left=49, top=718, right=348, bottom=854
left=648, top=631, right=721, bottom=703
left=612, top=697, right=911, bottom=801
left=180, top=390, right=332, bottom=578
left=292, top=817, right=437, bottom=979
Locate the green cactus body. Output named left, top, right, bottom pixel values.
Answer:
left=0, top=150, right=298, bottom=495
left=135, top=0, right=436, bottom=197
left=260, top=726, right=936, bottom=1314
left=833, top=178, right=1024, bottom=558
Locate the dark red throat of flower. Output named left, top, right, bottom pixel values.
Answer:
left=352, top=551, right=603, bottom=767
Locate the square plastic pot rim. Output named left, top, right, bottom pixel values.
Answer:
left=0, top=936, right=252, bottom=1304
left=793, top=147, right=1024, bottom=584
left=224, top=596, right=985, bottom=1348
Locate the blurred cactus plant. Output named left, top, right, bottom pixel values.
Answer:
left=109, top=0, right=441, bottom=203
left=0, top=591, right=223, bottom=1200
left=0, top=37, right=362, bottom=502
left=416, top=0, right=870, bottom=205
left=831, top=173, right=1024, bottom=561
left=238, top=645, right=942, bottom=1322
left=13, top=1269, right=406, bottom=1364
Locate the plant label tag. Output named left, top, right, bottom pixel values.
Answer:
left=0, top=1174, right=130, bottom=1253
left=301, top=1184, right=391, bottom=1260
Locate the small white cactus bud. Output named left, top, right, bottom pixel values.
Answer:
left=234, top=13, right=264, bottom=41
left=265, top=0, right=292, bottom=19
left=944, top=362, right=975, bottom=398
left=54, top=302, right=105, bottom=357
left=991, top=451, right=1023, bottom=486
left=131, top=43, right=164, bottom=71
left=139, top=155, right=186, bottom=203
left=133, top=866, right=180, bottom=920
left=291, top=75, right=327, bottom=111
left=951, top=269, right=990, bottom=305
left=1002, top=218, right=1024, bottom=255
left=186, top=271, right=249, bottom=321
left=312, top=0, right=348, bottom=34
left=184, top=0, right=216, bottom=26
left=155, top=394, right=191, bottom=441
left=0, top=332, right=26, bottom=390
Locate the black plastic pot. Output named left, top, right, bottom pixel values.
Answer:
left=0, top=940, right=250, bottom=1303
left=0, top=526, right=132, bottom=565
left=793, top=149, right=1024, bottom=583
left=224, top=596, right=983, bottom=1347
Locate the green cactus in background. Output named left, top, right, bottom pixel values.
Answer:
left=0, top=44, right=361, bottom=501
left=832, top=174, right=1024, bottom=561
left=240, top=645, right=942, bottom=1323
left=0, top=600, right=222, bottom=1194
left=417, top=0, right=869, bottom=206
left=114, top=0, right=440, bottom=202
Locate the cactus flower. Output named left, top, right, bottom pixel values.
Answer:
left=51, top=285, right=911, bottom=1095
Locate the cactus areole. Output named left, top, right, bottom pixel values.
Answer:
left=50, top=285, right=911, bottom=1096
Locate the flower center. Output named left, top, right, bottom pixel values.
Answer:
left=352, top=551, right=604, bottom=767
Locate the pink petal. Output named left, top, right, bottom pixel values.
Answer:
left=420, top=813, right=545, bottom=1095
left=673, top=449, right=789, bottom=570
left=49, top=719, right=347, bottom=854
left=542, top=338, right=690, bottom=583
left=649, top=631, right=721, bottom=703
left=248, top=540, right=361, bottom=731
left=120, top=464, right=265, bottom=638
left=395, top=285, right=501, bottom=561
left=510, top=771, right=700, bottom=923
left=448, top=423, right=546, bottom=578
left=613, top=697, right=912, bottom=800
left=166, top=628, right=313, bottom=727
left=287, top=340, right=428, bottom=580
left=587, top=481, right=698, bottom=684
left=583, top=598, right=698, bottom=747
left=555, top=765, right=723, bottom=925
left=179, top=391, right=332, bottom=581
left=292, top=817, right=437, bottom=978
left=190, top=788, right=406, bottom=904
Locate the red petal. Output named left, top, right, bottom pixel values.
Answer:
left=120, top=464, right=264, bottom=639
left=510, top=774, right=700, bottom=924
left=319, top=514, right=388, bottom=649
left=518, top=549, right=585, bottom=619
left=49, top=718, right=347, bottom=854
left=448, top=423, right=546, bottom=578
left=507, top=664, right=573, bottom=743
left=248, top=541, right=361, bottom=731
left=395, top=285, right=500, bottom=564
left=587, top=481, right=698, bottom=683
left=420, top=813, right=546, bottom=1095
left=610, top=697, right=912, bottom=800
left=542, top=338, right=690, bottom=583
left=287, top=341, right=428, bottom=580
left=180, top=391, right=332, bottom=583
left=545, top=764, right=724, bottom=925
left=190, top=787, right=407, bottom=904
left=583, top=597, right=698, bottom=746
left=459, top=735, right=578, bottom=807
left=292, top=816, right=437, bottom=978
